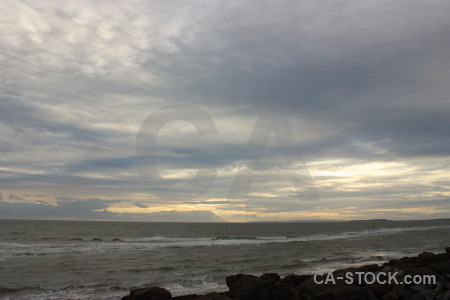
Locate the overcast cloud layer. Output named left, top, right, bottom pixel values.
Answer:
left=1, top=0, right=450, bottom=221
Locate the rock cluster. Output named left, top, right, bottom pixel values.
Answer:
left=121, top=247, right=450, bottom=300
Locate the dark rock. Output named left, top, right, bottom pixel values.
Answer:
left=399, top=266, right=438, bottom=278
left=426, top=253, right=449, bottom=264
left=297, top=276, right=349, bottom=299
left=226, top=274, right=271, bottom=300
left=416, top=252, right=436, bottom=265
left=226, top=274, right=258, bottom=290
left=223, top=275, right=297, bottom=300
left=446, top=247, right=450, bottom=254
left=219, top=291, right=230, bottom=297
left=416, top=289, right=434, bottom=300
left=443, top=290, right=450, bottom=300
left=172, top=292, right=230, bottom=299
left=424, top=260, right=450, bottom=275
left=280, top=274, right=312, bottom=286
left=380, top=291, right=399, bottom=300
left=113, top=238, right=123, bottom=242
left=123, top=286, right=171, bottom=300
left=398, top=289, right=412, bottom=300
left=260, top=273, right=280, bottom=285
left=410, top=293, right=425, bottom=300
left=314, top=285, right=375, bottom=300
left=401, top=256, right=415, bottom=264
left=387, top=258, right=403, bottom=266
left=69, top=238, right=82, bottom=241
left=413, top=252, right=449, bottom=267
left=92, top=238, right=102, bottom=241
left=410, top=285, right=429, bottom=293
left=367, top=282, right=402, bottom=299
left=436, top=277, right=448, bottom=289
left=270, top=283, right=299, bottom=300
left=199, top=292, right=231, bottom=300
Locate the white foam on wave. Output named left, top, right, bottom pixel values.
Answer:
left=164, top=280, right=224, bottom=297
left=1, top=225, right=449, bottom=259
left=125, top=225, right=450, bottom=247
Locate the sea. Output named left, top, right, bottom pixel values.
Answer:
left=0, top=219, right=449, bottom=299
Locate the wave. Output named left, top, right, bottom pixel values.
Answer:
left=1, top=225, right=448, bottom=259
left=125, top=224, right=450, bottom=246
left=0, top=284, right=128, bottom=300
left=213, top=236, right=258, bottom=240
left=165, top=280, right=223, bottom=297
left=0, top=280, right=222, bottom=299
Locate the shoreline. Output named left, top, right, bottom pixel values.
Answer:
left=121, top=247, right=450, bottom=300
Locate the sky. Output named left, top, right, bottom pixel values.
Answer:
left=1, top=0, right=450, bottom=222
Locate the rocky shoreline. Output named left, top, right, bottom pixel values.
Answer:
left=121, top=247, right=450, bottom=300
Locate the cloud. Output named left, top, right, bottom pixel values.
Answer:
left=0, top=0, right=449, bottom=220
left=8, top=193, right=25, bottom=201
left=0, top=199, right=224, bottom=222
left=134, top=202, right=148, bottom=208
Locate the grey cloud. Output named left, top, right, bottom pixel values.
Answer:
left=8, top=193, right=25, bottom=201
left=182, top=201, right=243, bottom=205
left=134, top=202, right=148, bottom=208
left=125, top=210, right=224, bottom=222
left=1, top=0, right=450, bottom=220
left=0, top=199, right=224, bottom=222
left=137, top=0, right=450, bottom=161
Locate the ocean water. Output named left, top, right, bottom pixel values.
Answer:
left=0, top=219, right=449, bottom=299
